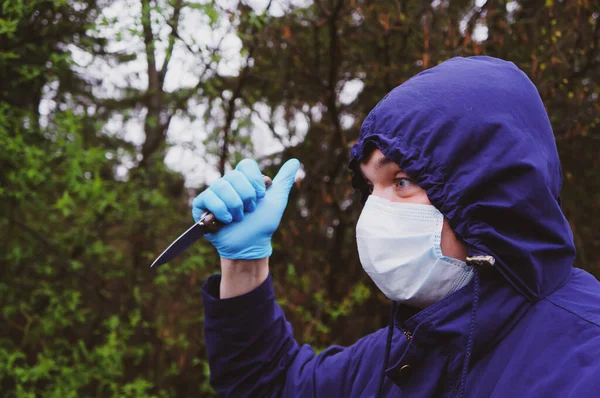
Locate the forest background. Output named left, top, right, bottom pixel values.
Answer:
left=2, top=0, right=599, bottom=396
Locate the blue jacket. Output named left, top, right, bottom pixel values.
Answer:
left=202, top=57, right=600, bottom=397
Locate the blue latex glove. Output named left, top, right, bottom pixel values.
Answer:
left=192, top=158, right=300, bottom=260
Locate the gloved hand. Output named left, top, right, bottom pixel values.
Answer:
left=192, top=158, right=300, bottom=260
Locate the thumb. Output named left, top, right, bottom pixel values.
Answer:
left=270, top=158, right=300, bottom=195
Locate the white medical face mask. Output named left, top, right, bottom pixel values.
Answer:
left=356, top=195, right=473, bottom=308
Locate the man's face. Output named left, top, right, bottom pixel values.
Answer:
left=359, top=149, right=467, bottom=261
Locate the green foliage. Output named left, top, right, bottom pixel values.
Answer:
left=1, top=0, right=218, bottom=394
left=1, top=99, right=219, bottom=395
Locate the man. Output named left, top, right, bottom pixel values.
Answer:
left=193, top=56, right=600, bottom=397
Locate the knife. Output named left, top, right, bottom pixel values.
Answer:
left=151, top=176, right=272, bottom=268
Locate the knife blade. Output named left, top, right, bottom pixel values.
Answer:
left=151, top=176, right=272, bottom=268
left=150, top=212, right=218, bottom=268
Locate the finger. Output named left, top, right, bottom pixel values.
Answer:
left=192, top=190, right=232, bottom=223
left=192, top=204, right=204, bottom=223
left=271, top=158, right=300, bottom=193
left=209, top=179, right=244, bottom=222
left=235, top=159, right=266, bottom=199
left=224, top=170, right=257, bottom=212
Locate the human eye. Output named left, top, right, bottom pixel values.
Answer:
left=394, top=177, right=414, bottom=190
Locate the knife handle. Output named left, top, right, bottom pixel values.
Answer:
left=200, top=175, right=273, bottom=233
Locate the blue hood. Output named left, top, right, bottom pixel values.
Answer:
left=349, top=56, right=576, bottom=301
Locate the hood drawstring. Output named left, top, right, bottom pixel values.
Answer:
left=376, top=301, right=396, bottom=398
left=457, top=266, right=480, bottom=398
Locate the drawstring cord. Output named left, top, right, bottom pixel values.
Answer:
left=376, top=301, right=396, bottom=398
left=457, top=266, right=480, bottom=398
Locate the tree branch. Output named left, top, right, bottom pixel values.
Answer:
left=160, top=0, right=185, bottom=85
left=139, top=0, right=166, bottom=168
left=218, top=0, right=274, bottom=175
left=242, top=96, right=287, bottom=146
left=141, top=0, right=159, bottom=100
left=569, top=17, right=599, bottom=80
left=459, top=1, right=489, bottom=46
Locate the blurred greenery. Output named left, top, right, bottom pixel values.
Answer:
left=1, top=0, right=598, bottom=396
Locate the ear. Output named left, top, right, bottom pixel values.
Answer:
left=440, top=218, right=468, bottom=261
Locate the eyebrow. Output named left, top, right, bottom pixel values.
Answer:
left=362, top=156, right=403, bottom=183
left=375, top=156, right=395, bottom=170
